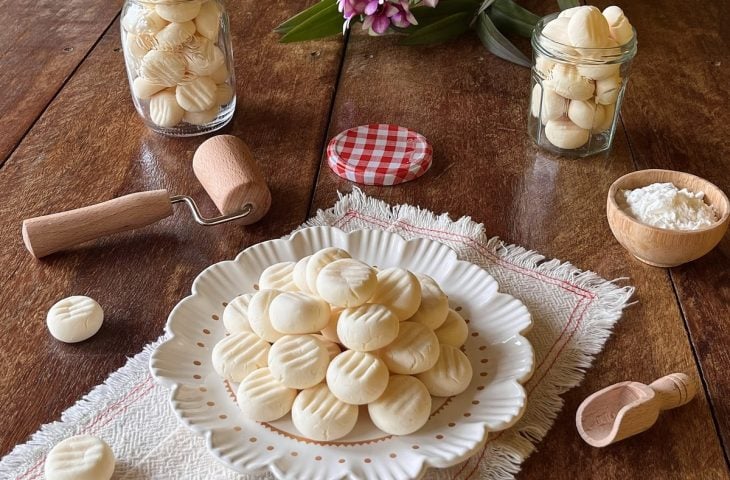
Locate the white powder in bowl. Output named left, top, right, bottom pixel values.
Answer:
left=620, top=182, right=718, bottom=230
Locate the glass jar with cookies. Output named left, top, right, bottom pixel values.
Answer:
left=121, top=0, right=235, bottom=136
left=528, top=6, right=637, bottom=157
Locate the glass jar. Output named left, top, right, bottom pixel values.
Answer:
left=121, top=0, right=236, bottom=136
left=528, top=13, right=637, bottom=157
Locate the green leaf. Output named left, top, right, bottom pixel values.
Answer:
left=410, top=0, right=481, bottom=25
left=276, top=0, right=338, bottom=34
left=401, top=11, right=472, bottom=45
left=475, top=11, right=530, bottom=67
left=279, top=4, right=344, bottom=42
left=558, top=0, right=580, bottom=10
left=488, top=0, right=538, bottom=38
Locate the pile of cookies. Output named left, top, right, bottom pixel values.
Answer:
left=211, top=247, right=473, bottom=441
left=531, top=5, right=635, bottom=150
left=121, top=0, right=234, bottom=128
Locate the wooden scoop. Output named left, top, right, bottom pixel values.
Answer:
left=576, top=373, right=697, bottom=447
left=22, top=135, right=271, bottom=258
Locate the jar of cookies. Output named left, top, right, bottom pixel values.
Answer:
left=528, top=6, right=637, bottom=157
left=121, top=0, right=235, bottom=136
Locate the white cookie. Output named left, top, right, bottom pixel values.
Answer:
left=236, top=367, right=297, bottom=422
left=319, top=307, right=342, bottom=343
left=156, top=0, right=201, bottom=22
left=195, top=0, right=221, bottom=40
left=268, top=335, right=329, bottom=389
left=417, top=344, right=473, bottom=397
left=316, top=259, right=377, bottom=308
left=269, top=291, right=330, bottom=334
left=368, top=375, right=432, bottom=436
left=176, top=76, right=217, bottom=113
left=44, top=435, right=115, bottom=480
left=185, top=36, right=225, bottom=76
left=337, top=304, right=399, bottom=352
left=326, top=350, right=389, bottom=405
left=122, top=4, right=166, bottom=34
left=434, top=309, right=469, bottom=347
left=140, top=50, right=186, bottom=87
left=215, top=83, right=234, bottom=106
left=211, top=332, right=270, bottom=382
left=409, top=274, right=449, bottom=330
left=155, top=20, right=195, bottom=49
left=222, top=293, right=253, bottom=334
left=149, top=90, right=184, bottom=128
left=380, top=321, right=439, bottom=374
left=369, top=268, right=422, bottom=320
left=292, top=383, right=358, bottom=441
left=248, top=289, right=285, bottom=342
left=47, top=296, right=104, bottom=343
left=311, top=334, right=341, bottom=361
left=183, top=106, right=218, bottom=126
left=292, top=255, right=312, bottom=292
left=305, top=247, right=351, bottom=294
left=259, top=261, right=298, bottom=291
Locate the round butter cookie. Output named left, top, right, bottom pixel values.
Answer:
left=46, top=296, right=104, bottom=343
left=369, top=267, right=421, bottom=320
left=259, top=261, right=298, bottom=291
left=269, top=291, right=330, bottom=334
left=368, top=375, right=432, bottom=435
left=326, top=350, right=389, bottom=405
left=268, top=335, right=329, bottom=389
left=44, top=435, right=115, bottom=480
left=292, top=255, right=312, bottom=292
left=434, top=309, right=469, bottom=347
left=337, top=304, right=399, bottom=352
left=311, top=334, right=341, bottom=361
left=236, top=367, right=297, bottom=422
left=319, top=307, right=342, bottom=343
left=211, top=331, right=270, bottom=382
left=380, top=321, right=439, bottom=374
left=417, top=344, right=473, bottom=397
left=292, top=383, right=358, bottom=441
left=409, top=274, right=449, bottom=330
left=305, top=247, right=351, bottom=294
left=222, top=293, right=253, bottom=334
left=316, top=259, right=377, bottom=308
left=248, top=289, right=285, bottom=342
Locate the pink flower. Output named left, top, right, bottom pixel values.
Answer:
left=361, top=0, right=417, bottom=35
left=422, top=0, right=439, bottom=7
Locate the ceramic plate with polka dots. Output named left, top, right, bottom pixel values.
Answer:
left=150, top=227, right=534, bottom=480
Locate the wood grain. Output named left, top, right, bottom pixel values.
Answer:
left=309, top=22, right=728, bottom=479
left=595, top=0, right=730, bottom=461
left=0, top=0, right=345, bottom=455
left=0, top=0, right=122, bottom=164
left=22, top=189, right=174, bottom=258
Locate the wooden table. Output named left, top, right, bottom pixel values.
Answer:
left=1, top=0, right=728, bottom=478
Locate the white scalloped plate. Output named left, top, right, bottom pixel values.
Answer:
left=150, top=227, right=534, bottom=480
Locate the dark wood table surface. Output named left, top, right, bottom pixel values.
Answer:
left=1, top=0, right=728, bottom=478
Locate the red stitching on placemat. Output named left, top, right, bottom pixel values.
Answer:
left=333, top=210, right=595, bottom=299
left=17, top=376, right=154, bottom=480
left=458, top=297, right=594, bottom=480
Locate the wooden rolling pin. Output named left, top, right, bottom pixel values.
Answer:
left=576, top=373, right=697, bottom=447
left=22, top=135, right=271, bottom=258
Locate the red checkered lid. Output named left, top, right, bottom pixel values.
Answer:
left=327, top=124, right=432, bottom=186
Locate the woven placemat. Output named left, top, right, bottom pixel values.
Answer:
left=1, top=189, right=633, bottom=480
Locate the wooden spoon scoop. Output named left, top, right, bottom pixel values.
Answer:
left=22, top=135, right=271, bottom=258
left=576, top=373, right=697, bottom=447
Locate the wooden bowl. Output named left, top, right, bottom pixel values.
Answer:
left=607, top=169, right=729, bottom=267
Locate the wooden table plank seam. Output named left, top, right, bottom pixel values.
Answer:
left=0, top=10, right=123, bottom=169
left=668, top=268, right=730, bottom=471
left=306, top=30, right=352, bottom=218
